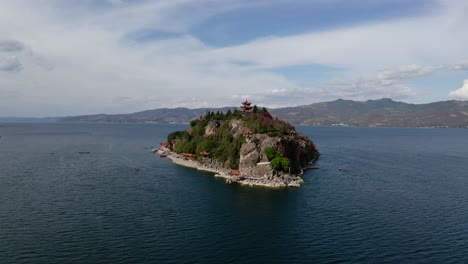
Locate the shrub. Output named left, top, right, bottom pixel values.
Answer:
left=279, top=157, right=291, bottom=171
left=265, top=147, right=290, bottom=172
left=271, top=156, right=291, bottom=172
left=264, top=147, right=278, bottom=161
left=270, top=157, right=281, bottom=170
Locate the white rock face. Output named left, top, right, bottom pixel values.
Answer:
left=205, top=120, right=223, bottom=135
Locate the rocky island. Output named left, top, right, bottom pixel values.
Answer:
left=160, top=100, right=320, bottom=187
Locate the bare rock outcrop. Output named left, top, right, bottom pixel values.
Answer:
left=237, top=131, right=319, bottom=186
left=205, top=120, right=223, bottom=135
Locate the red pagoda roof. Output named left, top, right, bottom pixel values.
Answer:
left=242, top=99, right=252, bottom=105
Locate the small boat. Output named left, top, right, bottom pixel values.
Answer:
left=78, top=151, right=91, bottom=154
left=160, top=153, right=167, bottom=158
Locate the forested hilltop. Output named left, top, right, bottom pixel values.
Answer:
left=162, top=103, right=320, bottom=187
left=167, top=107, right=295, bottom=170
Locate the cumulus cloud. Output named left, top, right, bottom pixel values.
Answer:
left=449, top=80, right=468, bottom=100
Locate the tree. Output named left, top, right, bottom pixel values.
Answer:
left=167, top=131, right=185, bottom=142
left=265, top=146, right=290, bottom=172
left=264, top=147, right=278, bottom=161
left=271, top=156, right=290, bottom=172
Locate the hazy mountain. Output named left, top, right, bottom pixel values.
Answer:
left=0, top=117, right=60, bottom=123
left=8, top=99, right=468, bottom=128
left=60, top=107, right=235, bottom=124
left=272, top=98, right=468, bottom=127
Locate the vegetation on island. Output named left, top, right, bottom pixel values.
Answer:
left=264, top=147, right=291, bottom=172
left=167, top=106, right=295, bottom=170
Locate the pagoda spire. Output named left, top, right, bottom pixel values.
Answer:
left=240, top=99, right=253, bottom=112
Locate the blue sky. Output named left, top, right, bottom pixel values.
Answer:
left=191, top=0, right=431, bottom=46
left=0, top=0, right=467, bottom=116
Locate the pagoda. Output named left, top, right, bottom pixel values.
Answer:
left=240, top=99, right=253, bottom=112
left=244, top=129, right=253, bottom=142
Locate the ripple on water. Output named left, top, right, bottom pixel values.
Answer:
left=1, top=124, right=468, bottom=263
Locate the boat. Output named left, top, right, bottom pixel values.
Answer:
left=78, top=151, right=91, bottom=154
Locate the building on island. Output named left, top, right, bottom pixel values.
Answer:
left=244, top=129, right=253, bottom=142
left=240, top=99, right=253, bottom=112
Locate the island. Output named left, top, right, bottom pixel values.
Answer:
left=159, top=100, right=320, bottom=187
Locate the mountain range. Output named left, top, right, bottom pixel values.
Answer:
left=4, top=99, right=468, bottom=128
left=57, top=98, right=468, bottom=128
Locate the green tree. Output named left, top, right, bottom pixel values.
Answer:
left=167, top=131, right=185, bottom=142
left=280, top=157, right=291, bottom=171
left=271, top=156, right=291, bottom=172
left=264, top=147, right=279, bottom=161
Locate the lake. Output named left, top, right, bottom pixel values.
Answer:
left=1, top=123, right=467, bottom=263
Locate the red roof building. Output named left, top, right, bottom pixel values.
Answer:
left=241, top=99, right=253, bottom=112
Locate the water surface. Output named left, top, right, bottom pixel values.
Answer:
left=1, top=123, right=467, bottom=263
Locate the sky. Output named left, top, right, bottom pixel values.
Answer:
left=1, top=0, right=468, bottom=117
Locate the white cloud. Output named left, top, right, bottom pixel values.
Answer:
left=207, top=1, right=468, bottom=71
left=450, top=62, right=468, bottom=71
left=230, top=76, right=415, bottom=108
left=0, top=56, right=23, bottom=72
left=0, top=39, right=25, bottom=52
left=0, top=0, right=467, bottom=116
left=377, top=65, right=441, bottom=81
left=449, top=80, right=468, bottom=100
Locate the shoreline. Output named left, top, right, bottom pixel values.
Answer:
left=165, top=153, right=305, bottom=188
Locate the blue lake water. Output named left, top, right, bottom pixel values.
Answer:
left=1, top=123, right=468, bottom=263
